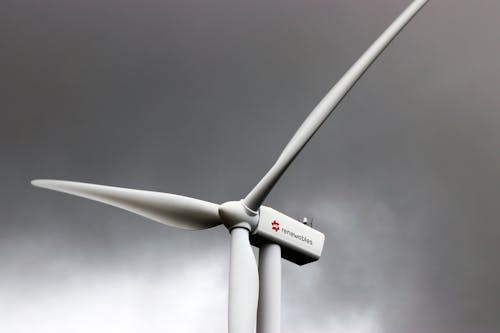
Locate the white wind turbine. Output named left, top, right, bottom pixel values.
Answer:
left=32, top=1, right=428, bottom=332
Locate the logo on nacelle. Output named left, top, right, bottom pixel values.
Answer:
left=271, top=220, right=280, bottom=232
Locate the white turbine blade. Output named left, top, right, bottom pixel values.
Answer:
left=228, top=227, right=259, bottom=333
left=243, top=0, right=429, bottom=211
left=31, top=179, right=222, bottom=230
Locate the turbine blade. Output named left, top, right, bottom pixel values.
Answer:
left=31, top=179, right=222, bottom=230
left=243, top=0, right=429, bottom=211
left=228, top=227, right=259, bottom=333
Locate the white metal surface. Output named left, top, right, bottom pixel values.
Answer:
left=257, top=243, right=281, bottom=333
left=228, top=227, right=259, bottom=333
left=252, top=206, right=325, bottom=265
left=31, top=179, right=221, bottom=230
left=243, top=0, right=429, bottom=212
left=219, top=200, right=259, bottom=231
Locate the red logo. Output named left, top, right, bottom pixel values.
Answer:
left=271, top=220, right=280, bottom=232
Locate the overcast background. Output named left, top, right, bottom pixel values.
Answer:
left=2, top=0, right=500, bottom=332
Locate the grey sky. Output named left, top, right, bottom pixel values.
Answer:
left=2, top=0, right=500, bottom=332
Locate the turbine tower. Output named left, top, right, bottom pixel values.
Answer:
left=32, top=1, right=428, bottom=332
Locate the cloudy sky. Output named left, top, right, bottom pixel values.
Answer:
left=2, top=0, right=500, bottom=332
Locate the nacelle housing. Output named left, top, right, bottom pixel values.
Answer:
left=250, top=206, right=325, bottom=265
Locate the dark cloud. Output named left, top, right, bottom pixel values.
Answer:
left=2, top=0, right=500, bottom=332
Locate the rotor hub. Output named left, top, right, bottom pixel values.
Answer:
left=219, top=200, right=259, bottom=231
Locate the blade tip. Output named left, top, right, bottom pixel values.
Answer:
left=31, top=179, right=55, bottom=188
left=31, top=179, right=43, bottom=187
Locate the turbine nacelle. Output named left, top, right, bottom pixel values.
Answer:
left=219, top=200, right=326, bottom=265
left=252, top=207, right=325, bottom=265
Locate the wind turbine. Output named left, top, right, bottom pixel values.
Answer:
left=32, top=1, right=428, bottom=332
